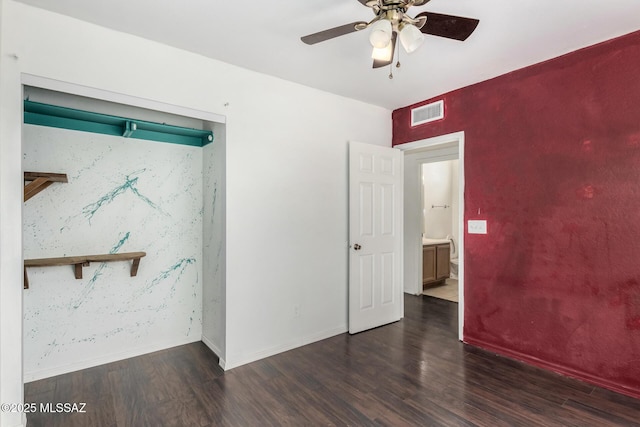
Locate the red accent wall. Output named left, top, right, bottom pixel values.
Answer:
left=393, top=30, right=640, bottom=398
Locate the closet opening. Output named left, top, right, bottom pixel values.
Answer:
left=21, top=82, right=226, bottom=382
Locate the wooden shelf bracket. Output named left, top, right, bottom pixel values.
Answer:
left=24, top=171, right=68, bottom=202
left=24, top=251, right=146, bottom=289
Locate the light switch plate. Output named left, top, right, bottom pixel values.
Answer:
left=468, top=220, right=487, bottom=234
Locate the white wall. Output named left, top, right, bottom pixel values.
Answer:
left=22, top=125, right=203, bottom=381
left=403, top=153, right=423, bottom=295
left=422, top=159, right=459, bottom=244
left=0, top=2, right=390, bottom=422
left=422, top=161, right=453, bottom=238
left=0, top=1, right=26, bottom=425
left=222, top=73, right=391, bottom=368
left=202, top=123, right=226, bottom=363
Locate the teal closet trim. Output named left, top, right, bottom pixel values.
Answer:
left=24, top=100, right=213, bottom=147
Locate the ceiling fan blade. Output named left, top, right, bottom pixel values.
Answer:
left=416, top=12, right=479, bottom=41
left=301, top=22, right=367, bottom=45
left=372, top=32, right=397, bottom=69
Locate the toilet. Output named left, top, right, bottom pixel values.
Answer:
left=447, top=235, right=459, bottom=280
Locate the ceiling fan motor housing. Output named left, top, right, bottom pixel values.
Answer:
left=364, top=1, right=426, bottom=33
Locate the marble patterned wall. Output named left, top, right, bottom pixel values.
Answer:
left=23, top=124, right=203, bottom=380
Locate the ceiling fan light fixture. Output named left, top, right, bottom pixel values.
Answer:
left=371, top=42, right=393, bottom=62
left=399, top=23, right=425, bottom=53
left=369, top=19, right=392, bottom=48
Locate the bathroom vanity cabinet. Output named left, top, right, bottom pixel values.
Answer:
left=423, top=243, right=450, bottom=288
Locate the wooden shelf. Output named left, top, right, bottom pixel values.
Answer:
left=24, top=251, right=146, bottom=289
left=24, top=171, right=68, bottom=202
left=23, top=172, right=145, bottom=290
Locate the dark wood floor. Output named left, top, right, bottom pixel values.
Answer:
left=25, top=295, right=640, bottom=426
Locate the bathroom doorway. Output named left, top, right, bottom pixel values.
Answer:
left=420, top=159, right=459, bottom=303
left=397, top=132, right=464, bottom=340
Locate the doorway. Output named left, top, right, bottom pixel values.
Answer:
left=421, top=158, right=459, bottom=303
left=396, top=132, right=464, bottom=340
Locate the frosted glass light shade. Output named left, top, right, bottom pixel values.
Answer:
left=372, top=42, right=393, bottom=61
left=369, top=19, right=392, bottom=49
left=399, top=23, right=425, bottom=53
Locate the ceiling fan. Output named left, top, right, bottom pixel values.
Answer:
left=301, top=0, right=479, bottom=72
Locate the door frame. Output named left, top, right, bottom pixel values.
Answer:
left=395, top=131, right=465, bottom=341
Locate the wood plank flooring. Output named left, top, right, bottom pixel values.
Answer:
left=25, top=295, right=640, bottom=426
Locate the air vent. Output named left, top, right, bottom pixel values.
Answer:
left=411, top=100, right=444, bottom=126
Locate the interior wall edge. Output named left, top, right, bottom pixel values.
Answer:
left=201, top=335, right=223, bottom=360
left=0, top=26, right=26, bottom=427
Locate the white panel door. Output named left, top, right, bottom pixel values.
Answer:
left=349, top=141, right=403, bottom=334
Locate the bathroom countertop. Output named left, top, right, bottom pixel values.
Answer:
left=422, top=238, right=450, bottom=245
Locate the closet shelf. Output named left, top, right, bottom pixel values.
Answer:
left=24, top=171, right=68, bottom=202
left=23, top=251, right=146, bottom=289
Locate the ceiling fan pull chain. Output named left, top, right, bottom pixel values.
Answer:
left=390, top=35, right=400, bottom=79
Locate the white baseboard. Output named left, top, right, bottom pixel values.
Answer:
left=224, top=325, right=347, bottom=371
left=23, top=337, right=200, bottom=382
left=217, top=357, right=226, bottom=370
left=24, top=326, right=349, bottom=381
left=201, top=334, right=225, bottom=370
left=302, top=325, right=347, bottom=346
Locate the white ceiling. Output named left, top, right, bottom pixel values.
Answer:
left=14, top=0, right=640, bottom=110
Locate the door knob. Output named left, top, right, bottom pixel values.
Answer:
left=353, top=244, right=361, bottom=251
